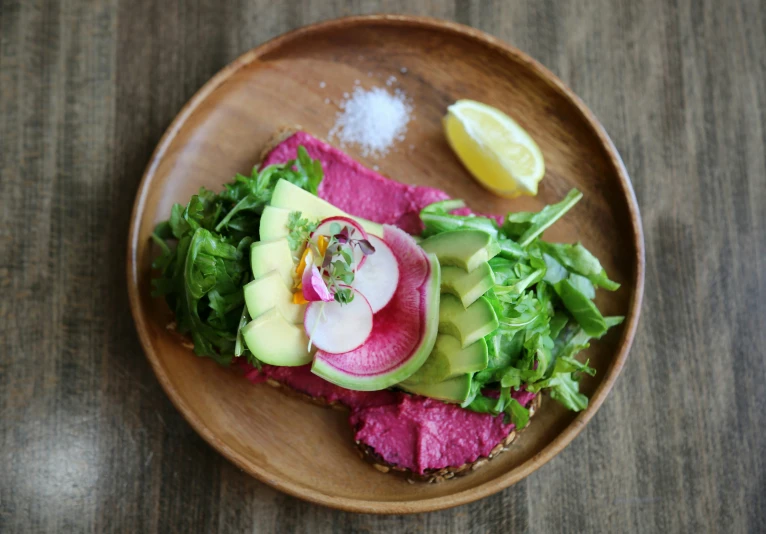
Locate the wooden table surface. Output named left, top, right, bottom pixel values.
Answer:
left=2, top=0, right=764, bottom=532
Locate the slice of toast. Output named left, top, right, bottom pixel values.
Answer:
left=246, top=367, right=541, bottom=484
left=168, top=128, right=541, bottom=482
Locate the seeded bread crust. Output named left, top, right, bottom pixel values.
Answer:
left=167, top=129, right=542, bottom=482
left=258, top=126, right=303, bottom=163
left=354, top=394, right=541, bottom=483
left=257, top=374, right=542, bottom=484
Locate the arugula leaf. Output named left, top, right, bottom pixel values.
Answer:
left=494, top=267, right=546, bottom=300
left=568, top=273, right=596, bottom=299
left=538, top=241, right=620, bottom=290
left=420, top=212, right=500, bottom=238
left=557, top=355, right=597, bottom=376
left=549, top=311, right=569, bottom=339
left=421, top=199, right=467, bottom=214
left=533, top=371, right=590, bottom=411
left=542, top=253, right=568, bottom=284
left=419, top=199, right=501, bottom=238
left=554, top=278, right=608, bottom=337
left=497, top=237, right=527, bottom=260
left=506, top=398, right=530, bottom=429
left=169, top=203, right=191, bottom=238
left=150, top=146, right=325, bottom=363
left=464, top=387, right=531, bottom=429
left=503, top=189, right=583, bottom=246
left=488, top=257, right=517, bottom=285
left=548, top=316, right=622, bottom=375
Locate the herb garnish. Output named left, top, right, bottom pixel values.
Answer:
left=314, top=223, right=375, bottom=305
left=286, top=211, right=319, bottom=253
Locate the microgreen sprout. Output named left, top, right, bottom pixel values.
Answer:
left=312, top=224, right=376, bottom=305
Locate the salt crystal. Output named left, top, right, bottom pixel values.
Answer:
left=324, top=98, right=330, bottom=104
left=328, top=86, right=412, bottom=158
left=400, top=67, right=408, bottom=74
left=319, top=81, right=326, bottom=88
left=354, top=79, right=360, bottom=85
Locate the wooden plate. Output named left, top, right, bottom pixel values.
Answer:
left=127, top=15, right=644, bottom=513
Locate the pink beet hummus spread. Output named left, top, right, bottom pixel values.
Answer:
left=241, top=362, right=534, bottom=474
left=244, top=131, right=536, bottom=474
left=262, top=131, right=462, bottom=234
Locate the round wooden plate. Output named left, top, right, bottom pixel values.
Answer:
left=127, top=15, right=644, bottom=513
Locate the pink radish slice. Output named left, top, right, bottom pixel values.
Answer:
left=311, top=216, right=369, bottom=269
left=311, top=225, right=439, bottom=391
left=304, top=289, right=373, bottom=354
left=352, top=235, right=399, bottom=313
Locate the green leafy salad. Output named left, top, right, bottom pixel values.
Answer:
left=150, top=147, right=323, bottom=365
left=419, top=193, right=622, bottom=426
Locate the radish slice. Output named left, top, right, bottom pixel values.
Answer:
left=311, top=216, right=369, bottom=269
left=304, top=289, right=373, bottom=354
left=352, top=235, right=399, bottom=313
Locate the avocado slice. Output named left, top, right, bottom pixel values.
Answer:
left=251, top=238, right=295, bottom=288
left=270, top=179, right=383, bottom=237
left=399, top=374, right=472, bottom=404
left=243, top=270, right=305, bottom=324
left=438, top=293, right=499, bottom=348
left=441, top=263, right=495, bottom=308
left=420, top=230, right=501, bottom=272
left=241, top=307, right=314, bottom=366
left=259, top=205, right=293, bottom=241
left=403, top=335, right=488, bottom=385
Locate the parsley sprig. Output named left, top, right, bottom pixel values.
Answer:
left=286, top=211, right=319, bottom=253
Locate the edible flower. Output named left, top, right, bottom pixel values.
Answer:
left=301, top=264, right=333, bottom=302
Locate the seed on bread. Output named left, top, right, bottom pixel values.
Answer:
left=472, top=459, right=489, bottom=471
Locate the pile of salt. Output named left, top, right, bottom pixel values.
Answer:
left=328, top=86, right=412, bottom=158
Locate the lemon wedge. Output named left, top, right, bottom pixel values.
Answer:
left=443, top=100, right=545, bottom=197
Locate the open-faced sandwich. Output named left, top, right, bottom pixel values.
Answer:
left=150, top=129, right=622, bottom=483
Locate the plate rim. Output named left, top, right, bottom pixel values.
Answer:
left=127, top=13, right=645, bottom=514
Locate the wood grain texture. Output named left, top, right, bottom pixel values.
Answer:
left=1, top=0, right=764, bottom=531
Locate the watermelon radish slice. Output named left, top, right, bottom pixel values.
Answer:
left=311, top=216, right=369, bottom=270
left=304, top=289, right=373, bottom=354
left=352, top=235, right=399, bottom=313
left=311, top=225, right=441, bottom=391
